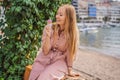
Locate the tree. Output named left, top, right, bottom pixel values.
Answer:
left=116, top=18, right=120, bottom=22
left=103, top=16, right=111, bottom=23
left=0, top=0, right=71, bottom=79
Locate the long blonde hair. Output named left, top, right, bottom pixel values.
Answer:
left=53, top=4, right=79, bottom=61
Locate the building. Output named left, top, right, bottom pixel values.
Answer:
left=72, top=0, right=79, bottom=15
left=76, top=0, right=120, bottom=21
left=88, top=4, right=96, bottom=17
left=78, top=0, right=88, bottom=19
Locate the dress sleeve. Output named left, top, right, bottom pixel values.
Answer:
left=41, top=24, right=52, bottom=55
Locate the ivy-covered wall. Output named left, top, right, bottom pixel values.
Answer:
left=0, top=0, right=71, bottom=79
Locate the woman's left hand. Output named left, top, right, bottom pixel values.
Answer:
left=68, top=73, right=80, bottom=77
left=68, top=68, right=80, bottom=77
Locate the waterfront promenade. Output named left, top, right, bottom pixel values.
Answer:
left=73, top=48, right=120, bottom=80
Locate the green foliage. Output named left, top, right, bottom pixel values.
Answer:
left=0, top=0, right=71, bottom=79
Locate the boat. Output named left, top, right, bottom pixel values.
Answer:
left=107, top=20, right=120, bottom=27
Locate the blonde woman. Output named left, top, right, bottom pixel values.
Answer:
left=29, top=4, right=79, bottom=80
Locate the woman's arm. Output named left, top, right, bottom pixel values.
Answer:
left=41, top=25, right=52, bottom=55
left=65, top=50, right=73, bottom=75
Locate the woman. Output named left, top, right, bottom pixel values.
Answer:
left=29, top=4, right=79, bottom=80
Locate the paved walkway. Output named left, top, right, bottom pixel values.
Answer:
left=72, top=48, right=120, bottom=80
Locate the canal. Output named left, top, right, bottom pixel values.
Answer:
left=79, top=26, right=120, bottom=58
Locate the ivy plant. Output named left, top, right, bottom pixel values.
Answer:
left=0, top=0, right=71, bottom=79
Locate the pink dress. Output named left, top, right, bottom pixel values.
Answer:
left=29, top=24, right=72, bottom=80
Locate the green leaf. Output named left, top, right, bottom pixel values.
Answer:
left=29, top=25, right=33, bottom=30
left=15, top=6, right=22, bottom=13
left=17, top=27, right=22, bottom=32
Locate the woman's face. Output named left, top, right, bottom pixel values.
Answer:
left=56, top=7, right=66, bottom=27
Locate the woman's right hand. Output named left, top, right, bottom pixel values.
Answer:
left=45, top=25, right=51, bottom=38
left=45, top=19, right=52, bottom=38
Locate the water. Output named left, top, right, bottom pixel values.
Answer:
left=79, top=26, right=120, bottom=58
